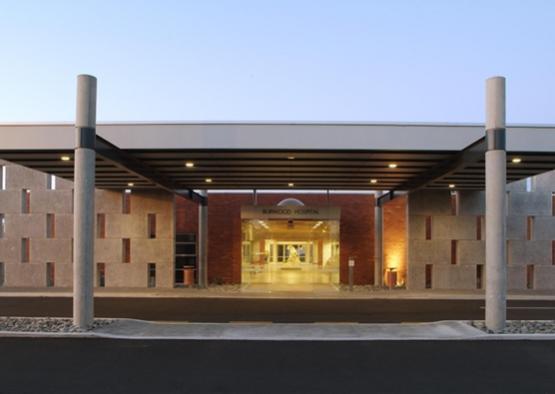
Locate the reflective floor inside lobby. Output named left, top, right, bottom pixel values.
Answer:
left=241, top=219, right=340, bottom=292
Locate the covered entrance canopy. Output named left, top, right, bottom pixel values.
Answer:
left=1, top=122, right=554, bottom=200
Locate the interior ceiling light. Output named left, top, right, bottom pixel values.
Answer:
left=449, top=184, right=456, bottom=188
left=127, top=182, right=134, bottom=187
left=205, top=178, right=213, bottom=183
left=388, top=163, right=398, bottom=168
left=185, top=161, right=195, bottom=168
left=370, top=179, right=378, bottom=184
left=287, top=156, right=295, bottom=160
left=512, top=157, right=522, bottom=164
left=60, top=155, right=71, bottom=161
left=288, top=183, right=294, bottom=187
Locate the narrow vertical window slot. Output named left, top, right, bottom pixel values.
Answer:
left=552, top=192, right=555, bottom=216
left=97, top=263, right=106, bottom=287
left=476, top=265, right=483, bottom=289
left=450, top=191, right=459, bottom=215
left=425, top=216, right=432, bottom=240
left=476, top=216, right=482, bottom=241
left=0, top=214, right=5, bottom=238
left=0, top=165, right=6, bottom=190
left=147, top=213, right=156, bottom=239
left=22, top=189, right=30, bottom=213
left=46, top=213, right=55, bottom=238
left=526, top=265, right=534, bottom=289
left=527, top=216, right=534, bottom=241
left=46, top=262, right=55, bottom=287
left=122, top=189, right=131, bottom=214
left=21, top=238, right=30, bottom=263
left=0, top=262, right=4, bottom=286
left=46, top=174, right=56, bottom=190
left=122, top=238, right=131, bottom=263
left=552, top=240, right=555, bottom=266
left=97, top=213, right=106, bottom=239
left=425, top=264, right=433, bottom=289
left=451, top=240, right=458, bottom=265
left=148, top=263, right=156, bottom=288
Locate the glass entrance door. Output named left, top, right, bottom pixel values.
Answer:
left=241, top=219, right=340, bottom=289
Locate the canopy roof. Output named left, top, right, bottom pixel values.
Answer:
left=0, top=122, right=553, bottom=199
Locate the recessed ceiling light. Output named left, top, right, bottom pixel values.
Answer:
left=60, top=156, right=71, bottom=161
left=127, top=182, right=134, bottom=187
left=370, top=179, right=378, bottom=184
left=449, top=184, right=455, bottom=188
left=287, top=156, right=295, bottom=160
left=288, top=182, right=294, bottom=187
left=205, top=178, right=213, bottom=183
left=512, top=157, right=522, bottom=164
left=388, top=163, right=398, bottom=168
left=185, top=161, right=195, bottom=168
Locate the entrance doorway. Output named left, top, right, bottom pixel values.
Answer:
left=241, top=218, right=340, bottom=291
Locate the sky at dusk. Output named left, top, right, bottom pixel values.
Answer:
left=1, top=0, right=554, bottom=123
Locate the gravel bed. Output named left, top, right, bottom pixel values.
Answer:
left=471, top=320, right=555, bottom=334
left=0, top=317, right=114, bottom=333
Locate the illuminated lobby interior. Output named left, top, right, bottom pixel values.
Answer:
left=241, top=218, right=340, bottom=291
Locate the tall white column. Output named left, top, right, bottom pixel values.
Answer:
left=198, top=191, right=208, bottom=287
left=485, top=76, right=507, bottom=332
left=73, top=75, right=97, bottom=329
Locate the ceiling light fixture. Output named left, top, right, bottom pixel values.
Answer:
left=205, top=178, right=213, bottom=183
left=60, top=156, right=71, bottom=161
left=388, top=163, right=398, bottom=168
left=288, top=182, right=294, bottom=187
left=370, top=179, right=378, bottom=184
left=185, top=161, right=195, bottom=168
left=127, top=182, right=134, bottom=187
left=512, top=157, right=522, bottom=164
left=449, top=184, right=455, bottom=189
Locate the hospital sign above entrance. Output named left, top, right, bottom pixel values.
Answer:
left=241, top=205, right=341, bottom=221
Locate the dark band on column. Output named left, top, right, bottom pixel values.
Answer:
left=76, top=127, right=96, bottom=149
left=486, top=128, right=506, bottom=150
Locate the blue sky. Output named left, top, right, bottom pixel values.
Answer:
left=0, top=0, right=554, bottom=123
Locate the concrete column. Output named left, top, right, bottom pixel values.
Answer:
left=198, top=191, right=208, bottom=288
left=485, top=76, right=507, bottom=332
left=374, top=203, right=383, bottom=287
left=73, top=75, right=97, bottom=329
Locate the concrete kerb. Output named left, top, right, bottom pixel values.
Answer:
left=2, top=319, right=555, bottom=341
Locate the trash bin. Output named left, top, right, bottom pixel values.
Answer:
left=183, top=267, right=195, bottom=286
left=387, top=268, right=397, bottom=289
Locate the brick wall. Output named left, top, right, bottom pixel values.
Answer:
left=175, top=192, right=375, bottom=285
left=382, top=195, right=407, bottom=286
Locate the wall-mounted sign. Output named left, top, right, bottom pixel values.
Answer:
left=241, top=205, right=341, bottom=220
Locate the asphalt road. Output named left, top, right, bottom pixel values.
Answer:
left=1, top=297, right=555, bottom=322
left=0, top=338, right=554, bottom=394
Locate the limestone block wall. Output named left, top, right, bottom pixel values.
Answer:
left=407, top=169, right=555, bottom=291
left=0, top=160, right=174, bottom=289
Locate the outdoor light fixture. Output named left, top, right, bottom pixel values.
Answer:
left=127, top=182, right=134, bottom=187
left=185, top=161, right=195, bottom=168
left=449, top=184, right=455, bottom=188
left=124, top=189, right=132, bottom=194
left=370, top=179, right=378, bottom=184
left=512, top=157, right=522, bottom=164
left=205, top=178, right=213, bottom=183
left=60, top=156, right=71, bottom=161
left=388, top=163, right=398, bottom=168
left=288, top=182, right=295, bottom=187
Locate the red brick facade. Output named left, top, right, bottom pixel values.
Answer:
left=175, top=193, right=375, bottom=285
